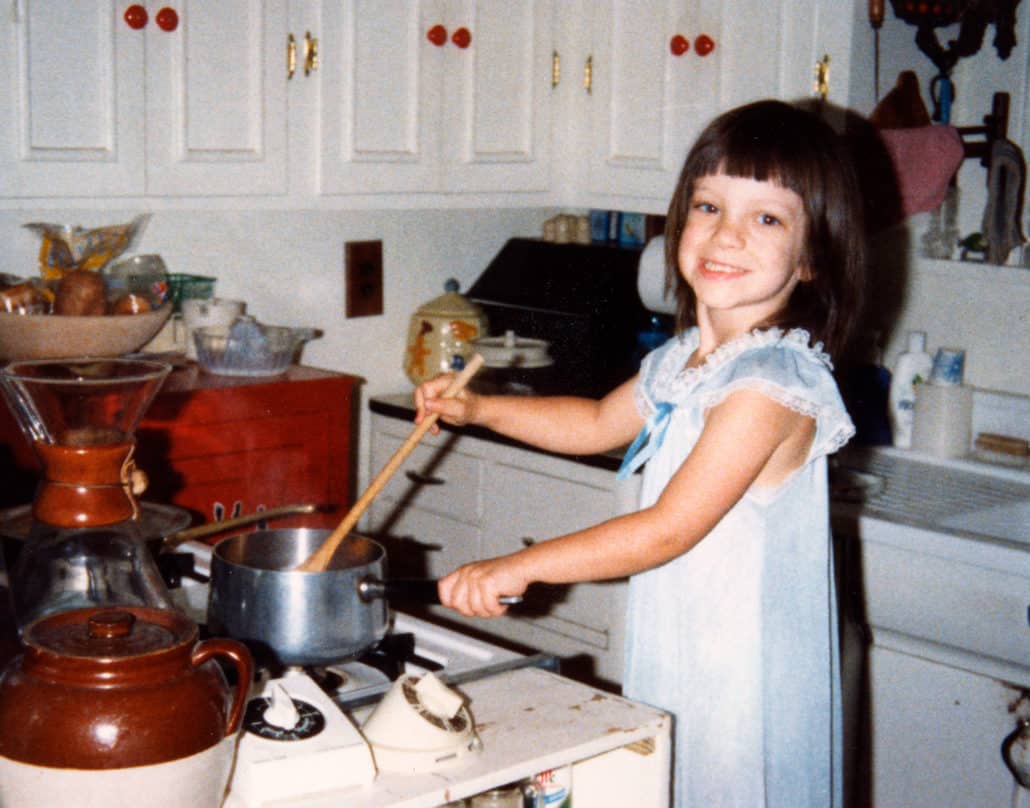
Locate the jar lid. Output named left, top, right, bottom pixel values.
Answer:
left=24, top=606, right=193, bottom=659
left=415, top=278, right=485, bottom=320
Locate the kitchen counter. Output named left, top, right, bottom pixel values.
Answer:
left=264, top=666, right=671, bottom=808
left=833, top=444, right=1030, bottom=552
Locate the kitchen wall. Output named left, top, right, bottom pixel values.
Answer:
left=848, top=4, right=1030, bottom=396
left=0, top=207, right=554, bottom=490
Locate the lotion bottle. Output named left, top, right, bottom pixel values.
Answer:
left=888, top=330, right=933, bottom=448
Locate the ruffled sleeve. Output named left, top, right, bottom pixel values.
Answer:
left=694, top=330, right=855, bottom=461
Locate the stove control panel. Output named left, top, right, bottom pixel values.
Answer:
left=224, top=670, right=376, bottom=807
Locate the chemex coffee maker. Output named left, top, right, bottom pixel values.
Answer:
left=0, top=358, right=176, bottom=627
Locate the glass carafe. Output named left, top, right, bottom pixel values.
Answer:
left=0, top=358, right=172, bottom=626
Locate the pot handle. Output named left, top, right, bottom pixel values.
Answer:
left=191, top=638, right=254, bottom=736
left=358, top=576, right=522, bottom=606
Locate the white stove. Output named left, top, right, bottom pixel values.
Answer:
left=165, top=549, right=554, bottom=807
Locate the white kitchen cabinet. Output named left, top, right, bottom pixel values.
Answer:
left=578, top=0, right=856, bottom=211
left=0, top=0, right=858, bottom=205
left=0, top=0, right=287, bottom=197
left=365, top=404, right=640, bottom=686
left=868, top=645, right=1028, bottom=807
left=318, top=0, right=554, bottom=195
left=832, top=448, right=1030, bottom=806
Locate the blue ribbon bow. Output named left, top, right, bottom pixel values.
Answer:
left=617, top=401, right=674, bottom=480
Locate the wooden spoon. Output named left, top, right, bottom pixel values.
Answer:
left=296, top=354, right=485, bottom=572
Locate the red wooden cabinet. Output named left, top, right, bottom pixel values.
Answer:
left=1, top=364, right=361, bottom=531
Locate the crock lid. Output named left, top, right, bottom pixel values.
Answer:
left=473, top=330, right=553, bottom=368
left=25, top=607, right=192, bottom=658
left=415, top=278, right=485, bottom=320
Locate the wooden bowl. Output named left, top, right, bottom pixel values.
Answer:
left=0, top=304, right=173, bottom=361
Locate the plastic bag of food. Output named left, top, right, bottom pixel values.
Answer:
left=22, top=214, right=150, bottom=285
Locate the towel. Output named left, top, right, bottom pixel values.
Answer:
left=982, top=138, right=1027, bottom=264
left=878, top=125, right=965, bottom=218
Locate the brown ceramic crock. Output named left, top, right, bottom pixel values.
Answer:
left=0, top=605, right=252, bottom=769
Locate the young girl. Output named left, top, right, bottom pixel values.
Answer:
left=415, top=99, right=865, bottom=807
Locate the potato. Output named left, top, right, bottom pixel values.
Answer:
left=111, top=293, right=152, bottom=315
left=0, top=282, right=47, bottom=314
left=54, top=270, right=107, bottom=316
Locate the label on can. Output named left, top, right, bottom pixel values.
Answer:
left=534, top=767, right=571, bottom=807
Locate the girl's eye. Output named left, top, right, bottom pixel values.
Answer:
left=693, top=201, right=717, bottom=214
left=758, top=213, right=782, bottom=226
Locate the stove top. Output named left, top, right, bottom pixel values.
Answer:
left=166, top=544, right=556, bottom=711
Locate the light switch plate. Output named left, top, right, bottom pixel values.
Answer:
left=345, top=240, right=383, bottom=318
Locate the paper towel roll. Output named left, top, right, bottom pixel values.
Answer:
left=911, top=383, right=973, bottom=458
left=637, top=236, right=677, bottom=314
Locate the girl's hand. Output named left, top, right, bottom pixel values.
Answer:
left=438, top=557, right=528, bottom=618
left=413, top=373, right=481, bottom=433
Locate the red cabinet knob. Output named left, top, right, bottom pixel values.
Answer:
left=669, top=34, right=689, bottom=56
left=155, top=7, right=179, bottom=32
left=694, top=34, right=715, bottom=56
left=124, top=4, right=148, bottom=29
left=451, top=27, right=471, bottom=49
left=426, top=24, right=447, bottom=46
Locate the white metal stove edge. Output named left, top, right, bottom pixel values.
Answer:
left=250, top=666, right=671, bottom=808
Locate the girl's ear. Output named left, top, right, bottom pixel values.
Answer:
left=796, top=263, right=814, bottom=282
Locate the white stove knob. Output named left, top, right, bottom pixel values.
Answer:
left=263, top=682, right=301, bottom=730
left=414, top=672, right=464, bottom=719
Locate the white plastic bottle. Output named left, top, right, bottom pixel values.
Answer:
left=888, top=330, right=933, bottom=448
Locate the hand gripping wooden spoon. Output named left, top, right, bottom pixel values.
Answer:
left=296, top=354, right=485, bottom=572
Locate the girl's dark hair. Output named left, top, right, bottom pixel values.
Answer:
left=663, top=99, right=866, bottom=358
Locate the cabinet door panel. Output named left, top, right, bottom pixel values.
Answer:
left=869, top=647, right=1023, bottom=807
left=482, top=461, right=623, bottom=635
left=370, top=433, right=482, bottom=521
left=442, top=0, right=552, bottom=192
left=588, top=0, right=676, bottom=200
left=145, top=0, right=288, bottom=195
left=0, top=0, right=144, bottom=196
left=367, top=499, right=480, bottom=579
left=319, top=0, right=442, bottom=194
left=585, top=0, right=838, bottom=208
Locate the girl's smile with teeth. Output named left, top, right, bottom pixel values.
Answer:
left=701, top=259, right=745, bottom=275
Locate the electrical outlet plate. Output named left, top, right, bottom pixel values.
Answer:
left=345, top=240, right=383, bottom=318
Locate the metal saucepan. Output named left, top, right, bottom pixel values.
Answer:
left=208, top=527, right=519, bottom=669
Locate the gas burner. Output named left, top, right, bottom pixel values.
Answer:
left=359, top=631, right=444, bottom=680
left=303, top=666, right=343, bottom=692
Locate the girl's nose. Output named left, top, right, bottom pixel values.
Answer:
left=713, top=216, right=745, bottom=246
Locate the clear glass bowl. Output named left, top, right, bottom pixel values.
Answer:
left=192, top=317, right=316, bottom=377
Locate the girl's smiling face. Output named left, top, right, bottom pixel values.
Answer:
left=678, top=172, right=810, bottom=337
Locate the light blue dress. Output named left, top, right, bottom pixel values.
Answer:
left=620, top=327, right=854, bottom=808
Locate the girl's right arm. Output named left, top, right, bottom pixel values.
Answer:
left=413, top=374, right=643, bottom=457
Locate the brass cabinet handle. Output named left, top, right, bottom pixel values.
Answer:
left=584, top=54, right=592, bottom=94
left=551, top=49, right=560, bottom=88
left=287, top=33, right=296, bottom=80
left=304, top=31, right=319, bottom=76
left=814, top=54, right=830, bottom=100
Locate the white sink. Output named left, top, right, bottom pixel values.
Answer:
left=938, top=499, right=1030, bottom=544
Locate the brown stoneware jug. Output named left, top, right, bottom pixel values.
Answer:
left=0, top=605, right=252, bottom=808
